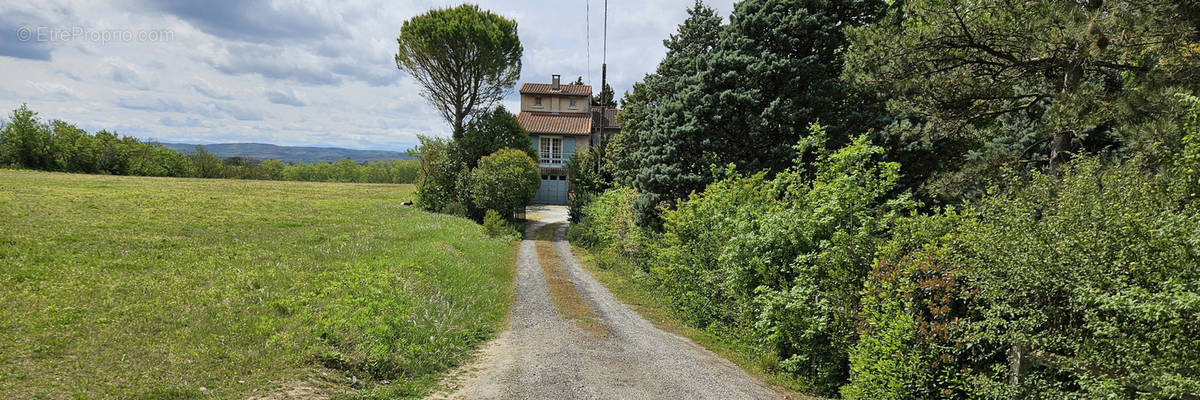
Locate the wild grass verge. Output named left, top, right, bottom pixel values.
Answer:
left=0, top=170, right=517, bottom=399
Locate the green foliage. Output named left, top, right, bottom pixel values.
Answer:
left=604, top=82, right=650, bottom=187
left=395, top=4, right=523, bottom=135
left=623, top=0, right=887, bottom=224
left=656, top=127, right=911, bottom=394
left=189, top=146, right=227, bottom=178
left=482, top=209, right=519, bottom=239
left=0, top=106, right=417, bottom=184
left=567, top=148, right=608, bottom=222
left=567, top=187, right=652, bottom=268
left=844, top=0, right=1200, bottom=195
left=453, top=106, right=536, bottom=169
left=591, top=82, right=616, bottom=108
left=842, top=212, right=981, bottom=400
left=467, top=148, right=539, bottom=218
left=0, top=104, right=56, bottom=170
left=0, top=170, right=516, bottom=398
left=49, top=120, right=97, bottom=173
left=1173, top=93, right=1200, bottom=200
left=617, top=1, right=723, bottom=223
left=413, top=135, right=464, bottom=212
left=416, top=106, right=539, bottom=221
left=847, top=158, right=1200, bottom=399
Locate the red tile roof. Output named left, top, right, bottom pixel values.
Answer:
left=592, top=106, right=620, bottom=129
left=517, top=111, right=592, bottom=135
left=520, top=83, right=592, bottom=96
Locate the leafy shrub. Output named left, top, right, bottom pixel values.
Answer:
left=453, top=106, right=537, bottom=169
left=846, top=157, right=1200, bottom=399
left=439, top=201, right=468, bottom=218
left=566, top=187, right=653, bottom=272
left=189, top=146, right=227, bottom=178
left=467, top=148, right=539, bottom=219
left=843, top=212, right=990, bottom=400
left=0, top=105, right=56, bottom=170
left=655, top=129, right=912, bottom=395
left=1172, top=93, right=1200, bottom=201
left=482, top=209, right=518, bottom=239
left=567, top=148, right=608, bottom=222
left=414, top=136, right=464, bottom=212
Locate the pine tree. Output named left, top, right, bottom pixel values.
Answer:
left=611, top=0, right=723, bottom=224
left=629, top=0, right=886, bottom=223
left=845, top=0, right=1200, bottom=179
left=591, top=83, right=616, bottom=108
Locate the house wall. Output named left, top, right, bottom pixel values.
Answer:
left=530, top=133, right=581, bottom=205
left=520, top=93, right=590, bottom=113
left=530, top=135, right=587, bottom=167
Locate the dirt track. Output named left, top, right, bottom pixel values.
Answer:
left=430, top=207, right=782, bottom=399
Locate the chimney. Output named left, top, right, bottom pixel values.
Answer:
left=552, top=74, right=561, bottom=91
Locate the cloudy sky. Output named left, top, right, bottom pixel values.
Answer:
left=0, top=0, right=737, bottom=151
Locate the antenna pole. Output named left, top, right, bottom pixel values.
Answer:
left=596, top=0, right=609, bottom=172
left=585, top=0, right=591, bottom=84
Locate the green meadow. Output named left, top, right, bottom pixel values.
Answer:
left=0, top=170, right=516, bottom=399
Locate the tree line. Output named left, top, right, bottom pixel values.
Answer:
left=0, top=105, right=418, bottom=184
left=569, top=0, right=1200, bottom=398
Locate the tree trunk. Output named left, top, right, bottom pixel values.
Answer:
left=452, top=114, right=466, bottom=140
left=1009, top=341, right=1030, bottom=395
left=1048, top=130, right=1068, bottom=177
left=1050, top=43, right=1086, bottom=177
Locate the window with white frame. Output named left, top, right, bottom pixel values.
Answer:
left=569, top=98, right=577, bottom=108
left=534, top=97, right=542, bottom=106
left=539, top=137, right=562, bottom=165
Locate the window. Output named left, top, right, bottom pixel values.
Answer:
left=569, top=98, right=577, bottom=108
left=534, top=97, right=542, bottom=106
left=539, top=137, right=562, bottom=165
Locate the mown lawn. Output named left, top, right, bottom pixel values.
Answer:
left=0, top=170, right=517, bottom=399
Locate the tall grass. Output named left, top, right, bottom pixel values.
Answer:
left=0, top=170, right=515, bottom=399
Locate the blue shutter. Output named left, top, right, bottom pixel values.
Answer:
left=562, top=136, right=575, bottom=161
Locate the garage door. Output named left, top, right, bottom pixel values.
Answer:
left=532, top=173, right=567, bottom=204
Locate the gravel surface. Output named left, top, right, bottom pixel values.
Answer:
left=432, top=206, right=782, bottom=399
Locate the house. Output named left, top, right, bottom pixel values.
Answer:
left=517, top=74, right=619, bottom=205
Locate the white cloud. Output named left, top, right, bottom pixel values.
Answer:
left=0, top=0, right=737, bottom=151
left=27, top=81, right=80, bottom=100
left=266, top=88, right=305, bottom=107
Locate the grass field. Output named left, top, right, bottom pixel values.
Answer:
left=0, top=170, right=517, bottom=399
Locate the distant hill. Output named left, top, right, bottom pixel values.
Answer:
left=156, top=142, right=414, bottom=163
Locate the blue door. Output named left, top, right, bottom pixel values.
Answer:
left=532, top=172, right=568, bottom=204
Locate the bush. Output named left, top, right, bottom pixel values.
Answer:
left=0, top=105, right=55, bottom=170
left=189, top=146, right=227, bottom=178
left=482, top=209, right=518, bottom=239
left=845, top=157, right=1200, bottom=399
left=414, top=136, right=464, bottom=212
left=467, top=148, right=539, bottom=219
left=453, top=106, right=537, bottom=169
left=842, top=212, right=985, bottom=400
left=566, top=187, right=653, bottom=271
left=655, top=129, right=912, bottom=395
left=567, top=148, right=608, bottom=222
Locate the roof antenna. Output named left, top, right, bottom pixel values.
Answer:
left=586, top=0, right=591, bottom=85
left=595, top=0, right=609, bottom=169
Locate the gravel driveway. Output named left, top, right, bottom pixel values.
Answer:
left=431, top=206, right=783, bottom=399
